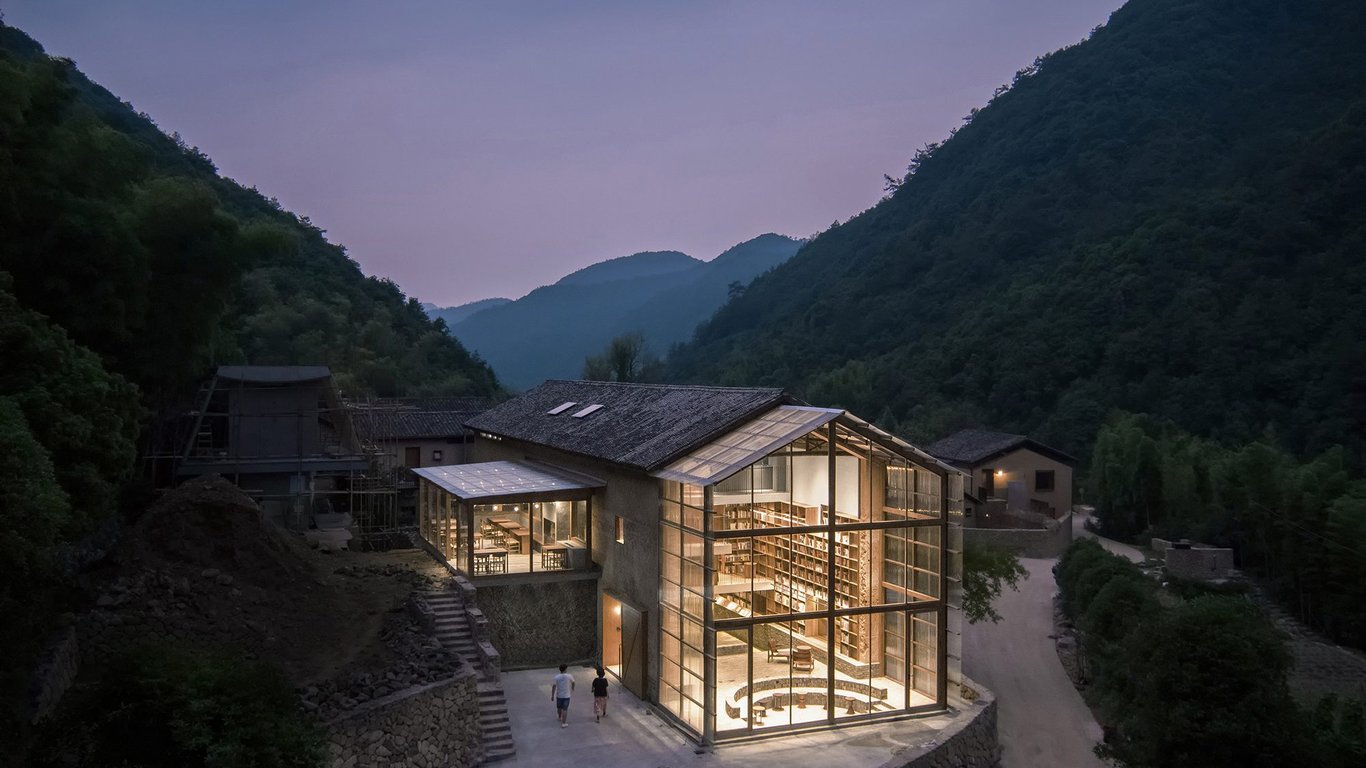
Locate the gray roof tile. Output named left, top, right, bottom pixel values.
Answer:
left=925, top=428, right=1075, bottom=466
left=465, top=380, right=787, bottom=471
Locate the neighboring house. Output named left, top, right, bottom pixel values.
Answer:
left=171, top=365, right=376, bottom=529
left=349, top=397, right=490, bottom=471
left=924, top=429, right=1075, bottom=522
left=412, top=379, right=966, bottom=744
left=349, top=397, right=491, bottom=516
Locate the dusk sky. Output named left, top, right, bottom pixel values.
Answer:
left=7, top=1, right=1118, bottom=306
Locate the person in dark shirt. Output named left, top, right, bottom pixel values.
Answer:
left=592, top=666, right=609, bottom=722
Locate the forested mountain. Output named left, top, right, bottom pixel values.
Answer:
left=0, top=23, right=500, bottom=728
left=452, top=235, right=801, bottom=389
left=423, top=297, right=512, bottom=327
left=552, top=249, right=700, bottom=287
left=0, top=25, right=500, bottom=403
left=667, top=0, right=1366, bottom=467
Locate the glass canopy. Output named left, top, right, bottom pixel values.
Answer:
left=413, top=460, right=602, bottom=502
left=653, top=406, right=842, bottom=486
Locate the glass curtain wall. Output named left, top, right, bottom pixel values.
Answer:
left=659, top=482, right=708, bottom=734
left=660, top=421, right=954, bottom=742
left=416, top=480, right=589, bottom=576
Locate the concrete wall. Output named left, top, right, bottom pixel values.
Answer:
left=1165, top=547, right=1235, bottom=580
left=470, top=439, right=662, bottom=695
left=325, top=666, right=480, bottom=768
left=966, top=448, right=1072, bottom=518
left=963, top=511, right=1073, bottom=559
left=385, top=437, right=472, bottom=470
left=473, top=575, right=599, bottom=668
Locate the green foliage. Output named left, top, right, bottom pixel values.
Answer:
left=667, top=0, right=1366, bottom=467
left=1310, top=695, right=1366, bottom=767
left=1088, top=412, right=1366, bottom=648
left=0, top=277, right=142, bottom=532
left=582, top=332, right=660, bottom=383
left=1098, top=596, right=1302, bottom=768
left=0, top=279, right=142, bottom=736
left=0, top=25, right=501, bottom=402
left=960, top=541, right=1027, bottom=623
left=31, top=645, right=324, bottom=768
left=1054, top=540, right=1330, bottom=767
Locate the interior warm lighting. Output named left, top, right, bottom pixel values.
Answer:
left=994, top=470, right=1004, bottom=477
left=613, top=605, right=621, bottom=616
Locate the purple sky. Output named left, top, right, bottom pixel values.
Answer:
left=7, top=1, right=1118, bottom=306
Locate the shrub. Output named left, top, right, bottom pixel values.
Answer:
left=30, top=645, right=324, bottom=768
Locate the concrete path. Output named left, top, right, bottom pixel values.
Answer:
left=496, top=665, right=973, bottom=768
left=963, top=557, right=1106, bottom=768
left=1072, top=510, right=1145, bottom=563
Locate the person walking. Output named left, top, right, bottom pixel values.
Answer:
left=550, top=664, right=575, bottom=727
left=592, top=667, right=609, bottom=722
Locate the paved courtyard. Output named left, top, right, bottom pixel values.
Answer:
left=496, top=665, right=980, bottom=768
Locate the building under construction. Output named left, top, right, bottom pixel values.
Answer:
left=150, top=365, right=404, bottom=545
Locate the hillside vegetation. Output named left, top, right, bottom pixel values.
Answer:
left=452, top=234, right=801, bottom=389
left=668, top=0, right=1366, bottom=465
left=0, top=23, right=500, bottom=737
left=0, top=25, right=500, bottom=403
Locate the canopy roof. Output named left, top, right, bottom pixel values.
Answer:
left=653, top=405, right=842, bottom=486
left=412, top=460, right=604, bottom=502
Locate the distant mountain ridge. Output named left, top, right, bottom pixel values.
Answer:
left=446, top=234, right=801, bottom=389
left=423, top=298, right=512, bottom=327
left=555, top=250, right=700, bottom=287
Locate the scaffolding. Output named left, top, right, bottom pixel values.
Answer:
left=142, top=368, right=403, bottom=549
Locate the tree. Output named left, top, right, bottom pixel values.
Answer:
left=582, top=332, right=654, bottom=383
left=31, top=645, right=325, bottom=768
left=962, top=542, right=1028, bottom=623
left=1098, top=596, right=1304, bottom=768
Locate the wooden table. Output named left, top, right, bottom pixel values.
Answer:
left=540, top=542, right=568, bottom=570
left=472, top=546, right=508, bottom=575
left=487, top=517, right=530, bottom=553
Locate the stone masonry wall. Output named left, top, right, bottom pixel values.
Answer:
left=326, top=665, right=480, bottom=768
left=475, top=576, right=597, bottom=668
left=28, top=625, right=79, bottom=723
left=964, top=511, right=1073, bottom=559
left=879, top=676, right=1001, bottom=768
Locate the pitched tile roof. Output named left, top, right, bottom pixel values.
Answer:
left=924, top=428, right=1076, bottom=466
left=464, top=380, right=788, bottom=471
left=350, top=397, right=491, bottom=441
left=216, top=365, right=331, bottom=384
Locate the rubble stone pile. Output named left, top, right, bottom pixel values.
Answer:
left=303, top=603, right=464, bottom=720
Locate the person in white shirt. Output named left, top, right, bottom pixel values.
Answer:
left=550, top=664, right=575, bottom=727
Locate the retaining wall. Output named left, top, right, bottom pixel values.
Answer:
left=473, top=574, right=598, bottom=668
left=326, top=665, right=481, bottom=768
left=964, top=511, right=1072, bottom=559
left=879, top=676, right=1001, bottom=768
left=28, top=626, right=79, bottom=723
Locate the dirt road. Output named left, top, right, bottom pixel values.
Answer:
left=963, top=556, right=1107, bottom=768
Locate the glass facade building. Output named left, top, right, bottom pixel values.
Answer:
left=414, top=461, right=599, bottom=576
left=654, top=409, right=964, bottom=742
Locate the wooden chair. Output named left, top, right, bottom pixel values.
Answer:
left=791, top=647, right=815, bottom=672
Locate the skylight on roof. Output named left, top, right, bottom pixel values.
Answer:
left=571, top=404, right=604, bottom=418
left=546, top=401, right=578, bottom=415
